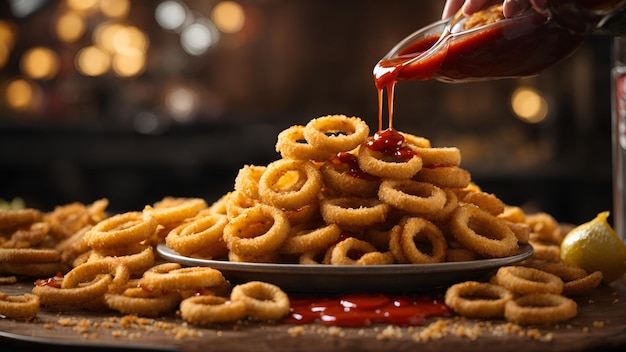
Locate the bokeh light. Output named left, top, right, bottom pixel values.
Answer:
left=55, top=11, right=87, bottom=43
left=20, top=47, right=60, bottom=80
left=3, top=78, right=42, bottom=112
left=112, top=47, right=146, bottom=77
left=66, top=0, right=99, bottom=13
left=511, top=87, right=549, bottom=124
left=180, top=20, right=220, bottom=56
left=211, top=1, right=245, bottom=34
left=75, top=45, right=111, bottom=77
left=100, top=0, right=131, bottom=19
left=155, top=1, right=189, bottom=32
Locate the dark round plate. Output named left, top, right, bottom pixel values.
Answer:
left=156, top=243, right=533, bottom=294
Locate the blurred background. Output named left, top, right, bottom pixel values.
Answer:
left=0, top=0, right=614, bottom=225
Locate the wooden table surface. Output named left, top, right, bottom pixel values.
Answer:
left=1, top=277, right=625, bottom=352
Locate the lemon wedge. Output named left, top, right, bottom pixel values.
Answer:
left=560, top=211, right=626, bottom=283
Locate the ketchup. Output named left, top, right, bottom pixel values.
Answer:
left=283, top=293, right=452, bottom=327
left=34, top=272, right=64, bottom=288
left=373, top=10, right=585, bottom=132
left=365, top=128, right=415, bottom=159
left=330, top=152, right=379, bottom=181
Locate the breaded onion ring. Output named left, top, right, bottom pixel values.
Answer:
left=462, top=191, right=505, bottom=216
left=234, top=165, right=267, bottom=200
left=0, top=292, right=40, bottom=320
left=445, top=281, right=513, bottom=319
left=62, top=258, right=130, bottom=292
left=412, top=147, right=461, bottom=167
left=87, top=245, right=156, bottom=277
left=357, top=144, right=423, bottom=179
left=320, top=156, right=379, bottom=197
left=275, top=125, right=335, bottom=161
left=399, top=217, right=447, bottom=264
left=0, top=208, right=42, bottom=231
left=144, top=197, right=207, bottom=227
left=493, top=266, right=564, bottom=295
left=329, top=237, right=392, bottom=265
left=165, top=214, right=229, bottom=258
left=258, top=159, right=322, bottom=210
left=225, top=191, right=258, bottom=219
left=32, top=274, right=112, bottom=306
left=280, top=223, right=342, bottom=255
left=303, top=115, right=370, bottom=153
left=230, top=281, right=290, bottom=321
left=180, top=295, right=247, bottom=325
left=504, top=293, right=577, bottom=325
left=450, top=204, right=519, bottom=258
left=0, top=248, right=60, bottom=264
left=320, top=197, right=389, bottom=229
left=562, top=271, right=603, bottom=296
left=378, top=180, right=446, bottom=216
left=223, top=204, right=290, bottom=256
left=84, top=211, right=158, bottom=249
left=412, top=166, right=471, bottom=189
left=141, top=266, right=225, bottom=291
left=105, top=287, right=180, bottom=317
left=399, top=132, right=431, bottom=148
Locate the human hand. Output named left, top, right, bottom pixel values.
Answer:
left=441, top=0, right=549, bottom=19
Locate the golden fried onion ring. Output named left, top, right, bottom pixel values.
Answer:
left=180, top=295, right=247, bottom=325
left=165, top=214, right=229, bottom=258
left=504, top=293, right=577, bottom=325
left=105, top=287, right=181, bottom=317
left=329, top=237, right=394, bottom=265
left=62, top=258, right=130, bottom=292
left=357, top=143, right=423, bottom=179
left=230, top=281, right=290, bottom=321
left=275, top=125, right=335, bottom=161
left=223, top=204, right=290, bottom=256
left=303, top=115, right=370, bottom=153
left=280, top=223, right=342, bottom=255
left=450, top=204, right=519, bottom=258
left=412, top=166, right=471, bottom=189
left=445, top=281, right=513, bottom=319
left=398, top=217, right=447, bottom=264
left=141, top=266, right=225, bottom=291
left=258, top=159, right=322, bottom=210
left=493, top=266, right=564, bottom=295
left=84, top=211, right=158, bottom=249
left=0, top=248, right=60, bottom=264
left=0, top=292, right=40, bottom=320
left=320, top=197, right=390, bottom=229
left=378, top=180, right=446, bottom=217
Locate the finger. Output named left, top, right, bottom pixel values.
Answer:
left=462, top=0, right=496, bottom=16
left=503, top=0, right=531, bottom=17
left=442, top=0, right=467, bottom=19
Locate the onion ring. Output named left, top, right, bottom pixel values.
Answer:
left=562, top=271, right=603, bottom=296
left=303, top=115, right=370, bottom=153
left=0, top=248, right=60, bottom=264
left=504, top=293, right=577, bottom=325
left=230, top=281, right=290, bottom=321
left=399, top=132, right=431, bottom=148
left=165, top=214, right=229, bottom=259
left=462, top=191, right=505, bottom=216
left=412, top=166, right=471, bottom=189
left=412, top=147, right=461, bottom=167
left=180, top=295, right=247, bottom=325
left=529, top=240, right=561, bottom=262
left=445, top=281, right=513, bottom=318
left=258, top=159, right=322, bottom=210
left=445, top=247, right=481, bottom=262
left=399, top=217, right=447, bottom=264
left=62, top=258, right=130, bottom=292
left=357, top=143, right=423, bottom=179
left=0, top=208, right=42, bottom=231
left=105, top=287, right=181, bottom=317
left=225, top=191, right=258, bottom=219
left=329, top=237, right=390, bottom=265
left=32, top=274, right=112, bottom=306
left=144, top=197, right=207, bottom=227
left=0, top=292, right=40, bottom=320
left=523, top=260, right=588, bottom=282
left=492, top=266, right=564, bottom=295
left=84, top=211, right=158, bottom=249
left=141, top=266, right=225, bottom=291
left=234, top=165, right=267, bottom=200
left=378, top=180, right=446, bottom=216
left=223, top=204, right=290, bottom=256
left=275, top=125, right=335, bottom=161
left=280, top=223, right=342, bottom=255
left=320, top=197, right=390, bottom=229
left=320, top=157, right=380, bottom=198
left=88, top=245, right=156, bottom=277
left=388, top=224, right=408, bottom=264
left=450, top=204, right=519, bottom=258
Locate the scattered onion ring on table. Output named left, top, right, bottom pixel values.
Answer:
left=0, top=292, right=40, bottom=320
left=444, top=281, right=514, bottom=319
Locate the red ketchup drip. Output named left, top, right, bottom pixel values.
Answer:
left=365, top=128, right=415, bottom=160
left=331, top=152, right=379, bottom=181
left=35, top=272, right=64, bottom=288
left=283, top=293, right=452, bottom=327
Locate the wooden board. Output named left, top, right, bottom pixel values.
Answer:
left=1, top=278, right=625, bottom=352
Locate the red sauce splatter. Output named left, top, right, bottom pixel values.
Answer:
left=365, top=128, right=415, bottom=160
left=34, top=272, right=64, bottom=288
left=330, top=152, right=379, bottom=181
left=283, top=293, right=452, bottom=327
